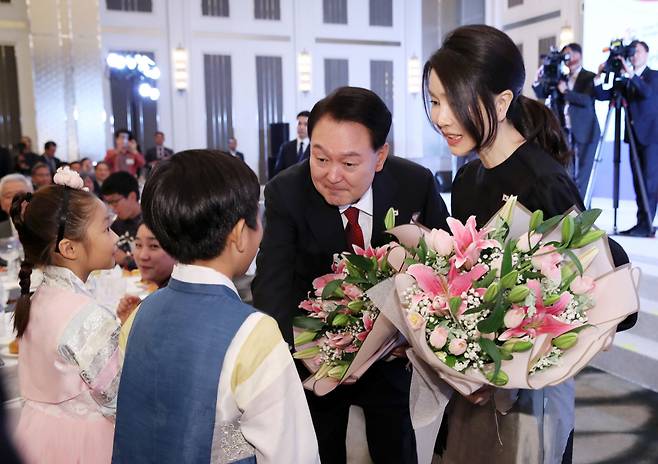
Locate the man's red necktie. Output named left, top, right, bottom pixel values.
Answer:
left=344, top=206, right=365, bottom=251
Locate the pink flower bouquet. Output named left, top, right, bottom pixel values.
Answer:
left=367, top=196, right=640, bottom=395
left=293, top=243, right=402, bottom=396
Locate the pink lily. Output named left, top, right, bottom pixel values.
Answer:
left=352, top=244, right=391, bottom=264
left=499, top=280, right=575, bottom=341
left=299, top=299, right=327, bottom=319
left=312, top=272, right=346, bottom=296
left=407, top=262, right=487, bottom=316
left=447, top=216, right=500, bottom=269
left=342, top=284, right=363, bottom=300
left=531, top=245, right=562, bottom=283
left=326, top=333, right=354, bottom=350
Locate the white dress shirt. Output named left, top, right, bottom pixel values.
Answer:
left=338, top=187, right=374, bottom=248
left=297, top=137, right=309, bottom=155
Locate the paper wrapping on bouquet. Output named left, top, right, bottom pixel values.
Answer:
left=372, top=201, right=640, bottom=397
left=296, top=316, right=399, bottom=396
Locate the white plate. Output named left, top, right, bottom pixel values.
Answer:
left=0, top=346, right=18, bottom=358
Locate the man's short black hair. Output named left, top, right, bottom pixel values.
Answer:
left=44, top=141, right=57, bottom=150
left=141, top=150, right=260, bottom=263
left=297, top=110, right=311, bottom=119
left=632, top=40, right=649, bottom=53
left=101, top=171, right=140, bottom=201
left=307, top=87, right=391, bottom=151
left=31, top=162, right=49, bottom=175
left=562, top=43, right=582, bottom=55
left=154, top=130, right=164, bottom=137
left=114, top=128, right=131, bottom=139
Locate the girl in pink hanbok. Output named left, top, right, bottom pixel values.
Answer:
left=10, top=167, right=121, bottom=464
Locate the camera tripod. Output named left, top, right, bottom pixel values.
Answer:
left=583, top=78, right=653, bottom=234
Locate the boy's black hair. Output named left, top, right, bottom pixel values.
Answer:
left=141, top=150, right=260, bottom=263
left=101, top=171, right=140, bottom=201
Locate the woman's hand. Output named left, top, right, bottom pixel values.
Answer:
left=117, top=295, right=141, bottom=324
left=463, top=385, right=494, bottom=406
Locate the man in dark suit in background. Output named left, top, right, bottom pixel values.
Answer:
left=252, top=87, right=450, bottom=463
left=145, top=131, right=174, bottom=169
left=227, top=137, right=244, bottom=161
left=533, top=43, right=600, bottom=197
left=38, top=141, right=62, bottom=174
left=595, top=40, right=658, bottom=237
left=272, top=110, right=310, bottom=176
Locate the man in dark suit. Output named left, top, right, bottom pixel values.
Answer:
left=252, top=87, right=450, bottom=463
left=595, top=40, right=658, bottom=237
left=533, top=43, right=600, bottom=197
left=227, top=137, right=244, bottom=161
left=145, top=131, right=174, bottom=169
left=38, top=140, right=62, bottom=174
left=272, top=110, right=310, bottom=176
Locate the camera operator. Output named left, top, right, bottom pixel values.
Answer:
left=533, top=43, right=600, bottom=198
left=595, top=40, right=658, bottom=237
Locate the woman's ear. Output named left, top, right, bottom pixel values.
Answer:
left=496, top=90, right=515, bottom=122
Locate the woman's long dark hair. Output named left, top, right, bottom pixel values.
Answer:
left=423, top=24, right=571, bottom=166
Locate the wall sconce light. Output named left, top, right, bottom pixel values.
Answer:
left=408, top=55, right=421, bottom=94
left=297, top=51, right=312, bottom=93
left=559, top=26, right=574, bottom=48
left=173, top=47, right=189, bottom=91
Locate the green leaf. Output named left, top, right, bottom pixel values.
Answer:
left=384, top=207, right=397, bottom=230
left=501, top=240, right=514, bottom=276
left=535, top=214, right=564, bottom=234
left=331, top=313, right=350, bottom=327
left=476, top=269, right=497, bottom=289
left=500, top=270, right=518, bottom=289
left=444, top=354, right=457, bottom=368
left=463, top=304, right=488, bottom=316
left=570, top=229, right=605, bottom=249
left=577, top=209, right=602, bottom=235
left=477, top=292, right=509, bottom=334
left=563, top=249, right=584, bottom=276
left=448, top=297, right=462, bottom=317
left=292, top=316, right=326, bottom=331
left=321, top=279, right=345, bottom=300
left=529, top=210, right=544, bottom=231
left=479, top=337, right=503, bottom=378
left=294, top=330, right=318, bottom=346
left=417, top=236, right=428, bottom=263
left=346, top=254, right=374, bottom=273
left=561, top=216, right=575, bottom=246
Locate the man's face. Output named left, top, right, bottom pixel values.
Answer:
left=32, top=167, right=52, bottom=189
left=104, top=192, right=139, bottom=220
left=45, top=145, right=56, bottom=157
left=1, top=180, right=29, bottom=215
left=115, top=133, right=129, bottom=151
left=297, top=116, right=309, bottom=139
left=631, top=44, right=648, bottom=69
left=154, top=133, right=164, bottom=146
left=564, top=48, right=581, bottom=72
left=309, top=116, right=388, bottom=206
left=228, top=138, right=237, bottom=151
left=20, top=136, right=32, bottom=151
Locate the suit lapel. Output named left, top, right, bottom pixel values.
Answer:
left=371, top=160, right=399, bottom=247
left=304, top=179, right=347, bottom=255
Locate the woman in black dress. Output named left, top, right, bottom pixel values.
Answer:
left=422, top=25, right=632, bottom=464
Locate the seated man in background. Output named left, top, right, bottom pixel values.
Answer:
left=31, top=162, right=52, bottom=190
left=0, top=173, right=33, bottom=238
left=101, top=171, right=142, bottom=269
left=116, top=222, right=176, bottom=324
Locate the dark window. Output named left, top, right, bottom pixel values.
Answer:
left=256, top=56, right=283, bottom=181
left=369, top=0, right=392, bottom=27
left=324, top=59, right=349, bottom=95
left=202, top=0, right=229, bottom=17
left=538, top=36, right=556, bottom=66
left=108, top=50, right=158, bottom=153
left=255, top=0, right=280, bottom=20
left=508, top=0, right=523, bottom=7
left=106, top=0, right=152, bottom=12
left=323, top=0, right=347, bottom=24
left=204, top=54, right=233, bottom=150
left=370, top=60, right=394, bottom=152
left=0, top=45, right=21, bottom=148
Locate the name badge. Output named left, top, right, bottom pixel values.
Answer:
left=126, top=158, right=135, bottom=165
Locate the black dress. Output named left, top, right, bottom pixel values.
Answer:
left=442, top=142, right=631, bottom=464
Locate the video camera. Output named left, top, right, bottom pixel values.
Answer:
left=539, top=47, right=570, bottom=94
left=603, top=39, right=636, bottom=75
